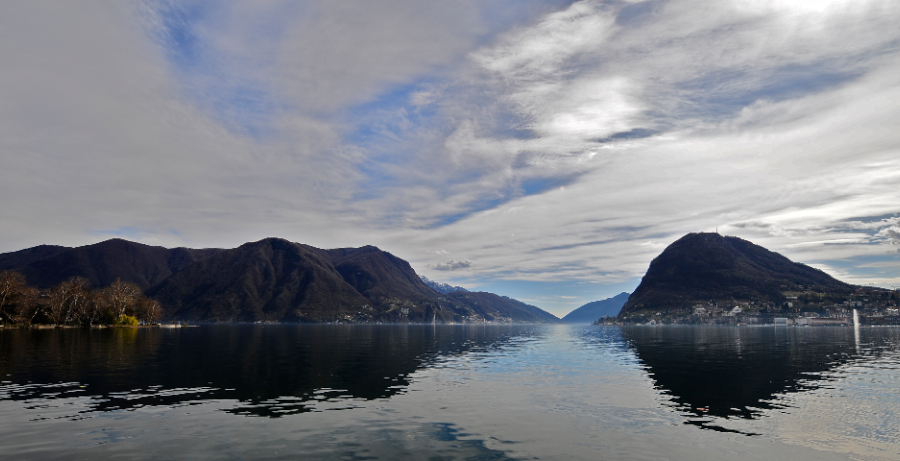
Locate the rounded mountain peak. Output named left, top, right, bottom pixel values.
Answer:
left=620, top=233, right=850, bottom=316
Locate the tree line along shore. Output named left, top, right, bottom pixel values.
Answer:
left=0, top=270, right=160, bottom=327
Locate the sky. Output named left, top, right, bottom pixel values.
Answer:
left=2, top=0, right=900, bottom=317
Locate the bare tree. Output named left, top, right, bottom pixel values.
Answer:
left=46, top=283, right=70, bottom=326
left=0, top=271, right=29, bottom=324
left=81, top=290, right=106, bottom=326
left=103, top=279, right=142, bottom=319
left=0, top=275, right=161, bottom=326
left=20, top=286, right=42, bottom=326
left=62, top=277, right=91, bottom=324
left=45, top=277, right=93, bottom=325
left=136, top=298, right=162, bottom=324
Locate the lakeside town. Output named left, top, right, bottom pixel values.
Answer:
left=599, top=287, right=900, bottom=326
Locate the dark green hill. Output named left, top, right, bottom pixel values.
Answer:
left=561, top=292, right=630, bottom=324
left=620, top=233, right=852, bottom=315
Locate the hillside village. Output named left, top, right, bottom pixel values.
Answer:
left=601, top=287, right=900, bottom=325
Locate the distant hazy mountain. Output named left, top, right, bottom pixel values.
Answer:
left=561, top=292, right=630, bottom=323
left=420, top=276, right=468, bottom=294
left=0, top=239, right=221, bottom=290
left=620, top=232, right=852, bottom=315
left=1, top=237, right=558, bottom=324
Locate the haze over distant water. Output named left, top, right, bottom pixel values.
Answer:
left=3, top=1, right=900, bottom=316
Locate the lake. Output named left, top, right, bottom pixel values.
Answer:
left=1, top=324, right=899, bottom=460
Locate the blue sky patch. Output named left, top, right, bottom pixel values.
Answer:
left=146, top=1, right=288, bottom=138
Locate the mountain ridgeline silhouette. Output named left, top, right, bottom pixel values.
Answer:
left=0, top=239, right=222, bottom=291
left=1, top=238, right=558, bottom=324
left=620, top=232, right=853, bottom=315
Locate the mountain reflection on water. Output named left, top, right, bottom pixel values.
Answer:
left=0, top=325, right=537, bottom=418
left=3, top=325, right=900, bottom=460
left=621, top=325, right=899, bottom=433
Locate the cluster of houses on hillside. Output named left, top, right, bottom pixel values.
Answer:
left=602, top=289, right=900, bottom=326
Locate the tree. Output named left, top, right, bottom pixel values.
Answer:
left=0, top=271, right=29, bottom=324
left=19, top=286, right=42, bottom=326
left=63, top=277, right=92, bottom=325
left=135, top=298, right=162, bottom=324
left=80, top=290, right=106, bottom=326
left=46, top=277, right=93, bottom=325
left=0, top=274, right=165, bottom=326
left=102, top=279, right=142, bottom=320
left=46, top=283, right=70, bottom=326
left=116, top=314, right=139, bottom=326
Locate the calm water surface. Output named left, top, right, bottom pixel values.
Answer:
left=1, top=325, right=899, bottom=460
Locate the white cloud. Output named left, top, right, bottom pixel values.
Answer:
left=473, top=1, right=615, bottom=77
left=0, top=1, right=365, bottom=251
left=431, top=259, right=473, bottom=271
left=875, top=225, right=900, bottom=247
left=275, top=1, right=488, bottom=114
left=3, top=0, right=900, bottom=309
left=390, top=28, right=900, bottom=288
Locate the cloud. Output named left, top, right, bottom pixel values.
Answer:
left=431, top=259, right=473, bottom=271
left=3, top=0, right=900, bottom=309
left=876, top=224, right=900, bottom=248
left=391, top=35, right=900, bottom=291
left=0, top=1, right=366, bottom=252
left=340, top=0, right=900, bottom=234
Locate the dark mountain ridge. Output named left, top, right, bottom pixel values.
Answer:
left=1, top=239, right=222, bottom=290
left=0, top=245, right=71, bottom=270
left=149, top=238, right=558, bottom=323
left=146, top=238, right=370, bottom=322
left=620, top=232, right=852, bottom=316
left=326, top=245, right=438, bottom=301
left=2, top=238, right=558, bottom=324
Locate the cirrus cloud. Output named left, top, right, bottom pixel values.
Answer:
left=3, top=0, right=900, bottom=317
